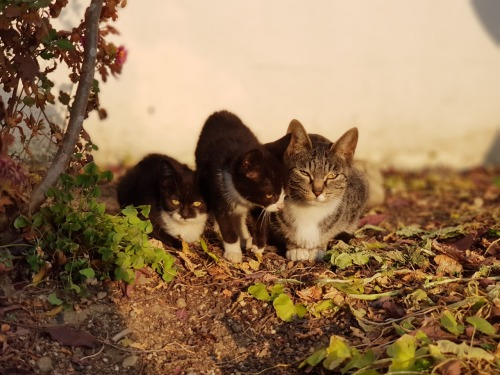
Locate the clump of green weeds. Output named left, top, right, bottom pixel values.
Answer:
left=15, top=162, right=176, bottom=293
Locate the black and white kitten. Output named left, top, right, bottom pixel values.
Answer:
left=273, top=120, right=369, bottom=261
left=117, top=154, right=208, bottom=247
left=195, top=110, right=290, bottom=263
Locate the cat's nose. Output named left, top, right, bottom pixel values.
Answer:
left=313, top=189, right=322, bottom=197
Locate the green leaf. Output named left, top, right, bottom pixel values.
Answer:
left=122, top=205, right=138, bottom=217
left=99, top=170, right=113, bottom=182
left=29, top=0, right=52, bottom=8
left=79, top=268, right=95, bottom=279
left=440, top=310, right=464, bottom=336
left=387, top=334, right=417, bottom=372
left=342, top=348, right=376, bottom=374
left=69, top=282, right=81, bottom=294
left=273, top=293, right=297, bottom=322
left=47, top=293, right=63, bottom=306
left=139, top=205, right=151, bottom=218
left=58, top=91, right=71, bottom=105
left=55, top=39, right=74, bottom=50
left=466, top=316, right=496, bottom=335
left=248, top=283, right=271, bottom=301
left=299, top=347, right=326, bottom=368
left=436, top=340, right=495, bottom=361
left=83, top=162, right=99, bottom=176
left=270, top=283, right=284, bottom=299
left=14, top=215, right=30, bottom=229
left=200, top=238, right=219, bottom=262
left=331, top=253, right=353, bottom=269
left=396, top=225, right=427, bottom=238
left=295, top=303, right=307, bottom=318
left=323, top=336, right=351, bottom=370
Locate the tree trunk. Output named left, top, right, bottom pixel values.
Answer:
left=29, top=0, right=104, bottom=214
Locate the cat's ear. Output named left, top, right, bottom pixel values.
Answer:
left=285, top=119, right=312, bottom=162
left=159, top=159, right=178, bottom=190
left=240, top=149, right=263, bottom=181
left=331, top=127, right=358, bottom=165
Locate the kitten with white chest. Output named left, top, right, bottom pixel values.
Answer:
left=195, top=110, right=290, bottom=263
left=273, top=120, right=369, bottom=261
left=117, top=154, right=208, bottom=248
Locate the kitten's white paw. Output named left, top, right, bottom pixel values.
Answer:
left=223, top=241, right=243, bottom=263
left=308, top=248, right=326, bottom=261
left=286, top=248, right=312, bottom=261
left=244, top=237, right=253, bottom=250
left=251, top=245, right=265, bottom=255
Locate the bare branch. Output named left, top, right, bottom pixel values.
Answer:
left=29, top=0, right=104, bottom=214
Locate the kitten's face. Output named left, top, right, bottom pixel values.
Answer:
left=159, top=161, right=207, bottom=222
left=233, top=148, right=287, bottom=211
left=286, top=121, right=359, bottom=205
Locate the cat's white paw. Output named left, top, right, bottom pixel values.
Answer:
left=286, top=248, right=312, bottom=261
left=251, top=245, right=265, bottom=255
left=223, top=241, right=243, bottom=263
left=308, top=248, right=326, bottom=261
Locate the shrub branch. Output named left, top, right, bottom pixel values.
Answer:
left=29, top=0, right=104, bottom=214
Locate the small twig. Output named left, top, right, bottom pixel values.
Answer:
left=348, top=290, right=401, bottom=301
left=485, top=238, right=500, bottom=256
left=80, top=343, right=105, bottom=361
left=424, top=275, right=500, bottom=289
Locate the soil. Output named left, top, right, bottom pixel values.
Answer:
left=1, top=166, right=499, bottom=375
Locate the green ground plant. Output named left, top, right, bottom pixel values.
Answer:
left=14, top=162, right=176, bottom=293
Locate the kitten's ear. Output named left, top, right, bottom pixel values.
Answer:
left=240, top=149, right=263, bottom=181
left=331, top=127, right=358, bottom=165
left=285, top=119, right=312, bottom=162
left=159, top=159, right=178, bottom=190
left=264, top=133, right=292, bottom=159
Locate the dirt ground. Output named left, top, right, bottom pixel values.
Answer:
left=1, top=166, right=499, bottom=374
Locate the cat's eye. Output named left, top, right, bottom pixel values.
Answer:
left=326, top=173, right=338, bottom=180
left=192, top=201, right=202, bottom=207
left=171, top=199, right=180, bottom=206
left=265, top=194, right=274, bottom=199
left=299, top=170, right=311, bottom=178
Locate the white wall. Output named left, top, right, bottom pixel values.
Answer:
left=84, top=0, right=500, bottom=169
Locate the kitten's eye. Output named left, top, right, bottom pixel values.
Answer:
left=326, top=173, right=338, bottom=180
left=192, top=201, right=202, bottom=207
left=171, top=199, right=180, bottom=206
left=265, top=194, right=274, bottom=199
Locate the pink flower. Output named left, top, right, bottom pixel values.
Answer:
left=115, top=45, right=127, bottom=66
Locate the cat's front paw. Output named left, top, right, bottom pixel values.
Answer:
left=286, top=248, right=326, bottom=261
left=243, top=237, right=253, bottom=250
left=223, top=241, right=243, bottom=263
left=308, top=248, right=326, bottom=261
left=251, top=245, right=265, bottom=255
left=286, top=248, right=312, bottom=261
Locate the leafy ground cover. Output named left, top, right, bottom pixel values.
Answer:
left=0, top=166, right=499, bottom=374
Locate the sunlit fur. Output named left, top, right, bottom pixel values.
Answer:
left=274, top=122, right=369, bottom=261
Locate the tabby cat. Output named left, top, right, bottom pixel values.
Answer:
left=195, top=110, right=290, bottom=263
left=117, top=154, right=208, bottom=248
left=273, top=120, right=369, bottom=261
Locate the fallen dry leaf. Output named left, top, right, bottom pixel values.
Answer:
left=434, top=254, right=464, bottom=276
left=42, top=326, right=99, bottom=348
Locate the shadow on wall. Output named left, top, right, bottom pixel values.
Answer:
left=472, top=1, right=500, bottom=166
left=471, top=0, right=500, bottom=44
left=483, top=130, right=500, bottom=165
